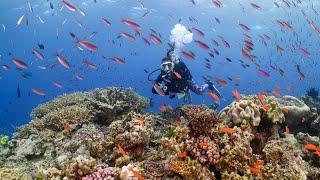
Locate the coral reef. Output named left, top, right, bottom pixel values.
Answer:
left=0, top=88, right=319, bottom=179
left=0, top=168, right=28, bottom=180
left=179, top=105, right=216, bottom=136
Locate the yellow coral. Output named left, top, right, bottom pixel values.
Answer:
left=0, top=168, right=30, bottom=180
left=169, top=160, right=192, bottom=177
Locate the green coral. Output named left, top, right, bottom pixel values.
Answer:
left=262, top=97, right=285, bottom=124
left=0, top=135, right=9, bottom=145
left=166, top=127, right=176, bottom=138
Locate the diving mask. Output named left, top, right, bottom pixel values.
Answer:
left=161, top=61, right=174, bottom=72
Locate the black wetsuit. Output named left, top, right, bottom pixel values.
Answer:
left=152, top=61, right=192, bottom=98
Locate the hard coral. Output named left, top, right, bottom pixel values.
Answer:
left=180, top=105, right=216, bottom=136
left=181, top=135, right=220, bottom=167
left=272, top=95, right=310, bottom=132
left=0, top=168, right=27, bottom=180
left=169, top=158, right=215, bottom=179
left=81, top=167, right=117, bottom=180
left=64, top=155, right=96, bottom=178
left=31, top=87, right=149, bottom=131
left=219, top=96, right=261, bottom=126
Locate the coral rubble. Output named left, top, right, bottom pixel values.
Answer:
left=0, top=87, right=319, bottom=179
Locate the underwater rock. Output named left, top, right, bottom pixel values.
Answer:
left=272, top=95, right=310, bottom=133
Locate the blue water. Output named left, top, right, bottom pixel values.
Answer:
left=0, top=0, right=318, bottom=134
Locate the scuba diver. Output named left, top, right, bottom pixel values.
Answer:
left=150, top=47, right=222, bottom=104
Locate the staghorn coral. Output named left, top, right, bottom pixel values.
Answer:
left=181, top=135, right=220, bottom=167
left=180, top=105, right=216, bottom=136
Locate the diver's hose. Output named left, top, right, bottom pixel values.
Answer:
left=148, top=68, right=161, bottom=81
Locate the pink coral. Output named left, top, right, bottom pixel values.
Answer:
left=81, top=167, right=115, bottom=180
left=180, top=135, right=220, bottom=167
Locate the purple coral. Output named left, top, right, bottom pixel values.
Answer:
left=81, top=167, right=115, bottom=180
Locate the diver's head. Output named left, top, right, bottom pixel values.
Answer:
left=161, top=57, right=174, bottom=73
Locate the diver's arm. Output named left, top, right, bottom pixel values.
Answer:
left=178, top=61, right=192, bottom=81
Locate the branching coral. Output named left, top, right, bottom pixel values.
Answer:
left=180, top=105, right=216, bottom=136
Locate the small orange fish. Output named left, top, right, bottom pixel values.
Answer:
left=285, top=125, right=290, bottom=134
left=172, top=118, right=181, bottom=125
left=177, top=151, right=187, bottom=158
left=117, top=145, right=126, bottom=156
left=199, top=142, right=208, bottom=149
left=160, top=105, right=167, bottom=113
left=258, top=92, right=266, bottom=101
left=173, top=70, right=182, bottom=79
left=63, top=122, right=71, bottom=132
left=274, top=85, right=281, bottom=90
left=219, top=127, right=233, bottom=134
left=208, top=92, right=220, bottom=100
left=250, top=167, right=263, bottom=174
left=232, top=90, right=241, bottom=100
left=132, top=116, right=145, bottom=121
left=272, top=91, right=281, bottom=97
left=304, top=144, right=317, bottom=151
left=282, top=107, right=289, bottom=114
left=261, top=104, right=270, bottom=111
left=254, top=160, right=265, bottom=166
left=216, top=78, right=228, bottom=86
left=131, top=169, right=144, bottom=180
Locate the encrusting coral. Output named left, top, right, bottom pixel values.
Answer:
left=0, top=88, right=319, bottom=179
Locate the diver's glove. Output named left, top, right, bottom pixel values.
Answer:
left=206, top=80, right=222, bottom=98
